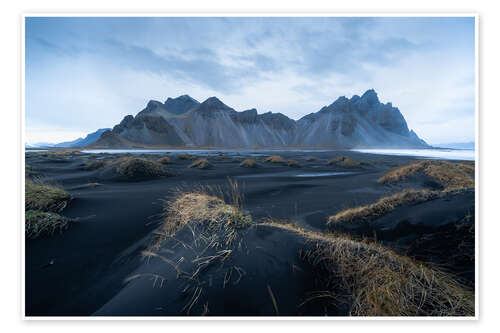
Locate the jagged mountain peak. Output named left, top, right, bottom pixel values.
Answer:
left=146, top=100, right=164, bottom=108
left=327, top=96, right=350, bottom=110
left=93, top=90, right=428, bottom=148
left=350, top=94, right=361, bottom=102
left=165, top=94, right=199, bottom=104
left=164, top=94, right=200, bottom=115
left=198, top=97, right=233, bottom=111
left=360, top=89, right=380, bottom=105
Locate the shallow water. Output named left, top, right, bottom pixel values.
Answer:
left=295, top=172, right=356, bottom=177
left=237, top=171, right=356, bottom=179
left=80, top=148, right=335, bottom=156
left=352, top=148, right=474, bottom=161
left=41, top=147, right=475, bottom=161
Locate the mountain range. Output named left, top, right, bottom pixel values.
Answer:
left=53, top=128, right=111, bottom=147
left=89, top=89, right=428, bottom=148
left=26, top=128, right=111, bottom=148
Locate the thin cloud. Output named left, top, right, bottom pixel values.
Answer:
left=25, top=16, right=475, bottom=144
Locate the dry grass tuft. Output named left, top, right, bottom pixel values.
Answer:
left=157, top=184, right=251, bottom=248
left=307, top=236, right=474, bottom=316
left=25, top=164, right=36, bottom=178
left=158, top=156, right=172, bottom=164
left=287, top=160, right=300, bottom=167
left=240, top=158, right=258, bottom=168
left=189, top=158, right=212, bottom=169
left=84, top=160, right=109, bottom=171
left=25, top=210, right=72, bottom=239
left=327, top=156, right=360, bottom=168
left=38, top=150, right=84, bottom=159
left=177, top=153, right=196, bottom=160
left=328, top=160, right=474, bottom=227
left=266, top=222, right=474, bottom=316
left=25, top=180, right=73, bottom=239
left=378, top=160, right=474, bottom=190
left=54, top=150, right=81, bottom=156
left=25, top=181, right=72, bottom=212
left=264, top=155, right=285, bottom=164
left=141, top=181, right=249, bottom=313
left=306, top=156, right=317, bottom=162
left=328, top=189, right=440, bottom=224
left=116, top=158, right=166, bottom=180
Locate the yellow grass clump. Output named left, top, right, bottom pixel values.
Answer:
left=25, top=180, right=73, bottom=239
left=307, top=234, right=474, bottom=316
left=327, top=156, right=360, bottom=168
left=287, top=159, right=300, bottom=167
left=240, top=158, right=258, bottom=168
left=84, top=160, right=109, bottom=170
left=25, top=164, right=36, bottom=178
left=328, top=189, right=440, bottom=224
left=158, top=156, right=172, bottom=164
left=177, top=153, right=196, bottom=160
left=157, top=184, right=251, bottom=248
left=189, top=158, right=212, bottom=169
left=25, top=181, right=72, bottom=212
left=264, top=155, right=285, bottom=164
left=378, top=160, right=474, bottom=190
left=116, top=158, right=166, bottom=179
left=264, top=222, right=474, bottom=316
left=25, top=210, right=71, bottom=239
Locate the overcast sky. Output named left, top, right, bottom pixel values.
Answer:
left=25, top=16, right=475, bottom=144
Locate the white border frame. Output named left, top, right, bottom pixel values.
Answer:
left=20, top=12, right=479, bottom=321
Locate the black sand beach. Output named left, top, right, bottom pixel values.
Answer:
left=24, top=150, right=475, bottom=316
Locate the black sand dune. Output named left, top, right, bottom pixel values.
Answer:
left=94, top=224, right=329, bottom=316
left=327, top=189, right=475, bottom=285
left=24, top=150, right=475, bottom=316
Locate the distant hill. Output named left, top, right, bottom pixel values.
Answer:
left=89, top=90, right=428, bottom=148
left=25, top=142, right=55, bottom=148
left=53, top=128, right=111, bottom=147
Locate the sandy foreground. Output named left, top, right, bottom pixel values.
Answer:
left=24, top=150, right=475, bottom=316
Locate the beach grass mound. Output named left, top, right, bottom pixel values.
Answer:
left=158, top=156, right=172, bottom=164
left=157, top=190, right=251, bottom=248
left=307, top=231, right=474, bottom=316
left=116, top=158, right=166, bottom=180
left=47, top=150, right=82, bottom=157
left=287, top=159, right=300, bottom=167
left=25, top=164, right=36, bottom=179
left=306, top=156, right=317, bottom=162
left=264, top=155, right=285, bottom=164
left=84, top=160, right=108, bottom=171
left=189, top=158, right=212, bottom=169
left=327, top=156, right=360, bottom=168
left=25, top=181, right=72, bottom=212
left=25, top=210, right=72, bottom=239
left=177, top=153, right=196, bottom=160
left=144, top=182, right=473, bottom=316
left=378, top=160, right=474, bottom=190
left=39, top=150, right=84, bottom=160
left=328, top=189, right=440, bottom=224
left=240, top=158, right=258, bottom=168
left=265, top=222, right=474, bottom=316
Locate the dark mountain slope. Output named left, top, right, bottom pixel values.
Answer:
left=91, top=90, right=428, bottom=148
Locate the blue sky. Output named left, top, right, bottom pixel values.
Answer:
left=25, top=16, right=475, bottom=144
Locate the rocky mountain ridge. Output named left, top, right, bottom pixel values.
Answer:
left=89, top=89, right=428, bottom=148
